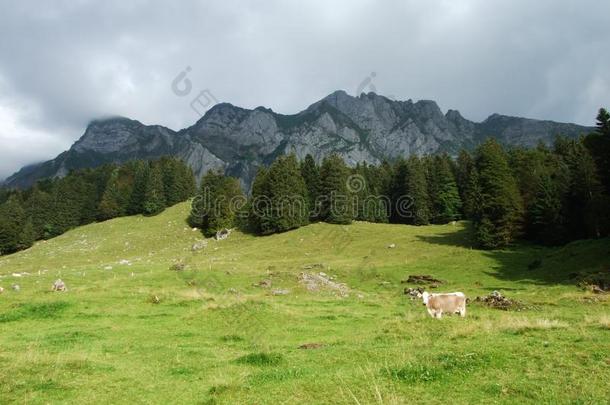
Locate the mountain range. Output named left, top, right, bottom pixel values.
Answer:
left=3, top=90, right=592, bottom=189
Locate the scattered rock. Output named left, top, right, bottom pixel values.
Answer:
left=52, top=279, right=67, bottom=292
left=12, top=284, right=20, bottom=292
left=387, top=243, right=396, bottom=249
left=0, top=286, right=4, bottom=294
left=12, top=273, right=23, bottom=278
left=104, top=266, right=113, bottom=270
left=299, top=272, right=349, bottom=297
left=402, top=274, right=443, bottom=285
left=228, top=288, right=238, bottom=294
left=298, top=343, right=324, bottom=350
left=272, top=289, right=290, bottom=296
left=119, top=259, right=131, bottom=266
left=474, top=290, right=527, bottom=311
left=404, top=287, right=424, bottom=299
left=215, top=228, right=231, bottom=240
left=149, top=295, right=161, bottom=304
left=191, top=240, right=208, bottom=251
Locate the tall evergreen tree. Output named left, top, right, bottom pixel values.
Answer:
left=247, top=167, right=270, bottom=234
left=255, top=154, right=309, bottom=234
left=300, top=154, right=321, bottom=221
left=97, top=169, right=123, bottom=220
left=128, top=161, right=150, bottom=215
left=23, top=186, right=53, bottom=240
left=319, top=154, right=352, bottom=224
left=584, top=108, right=610, bottom=195
left=405, top=156, right=431, bottom=225
left=429, top=155, right=462, bottom=223
left=473, top=139, right=523, bottom=249
left=389, top=159, right=410, bottom=224
left=49, top=175, right=88, bottom=236
left=190, top=170, right=243, bottom=237
left=555, top=136, right=605, bottom=239
left=0, top=195, right=30, bottom=254
left=456, top=150, right=478, bottom=218
left=143, top=163, right=166, bottom=216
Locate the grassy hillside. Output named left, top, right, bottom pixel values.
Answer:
left=0, top=202, right=608, bottom=404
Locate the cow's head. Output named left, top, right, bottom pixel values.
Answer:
left=421, top=291, right=430, bottom=306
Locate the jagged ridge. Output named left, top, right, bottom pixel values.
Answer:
left=3, top=90, right=592, bottom=189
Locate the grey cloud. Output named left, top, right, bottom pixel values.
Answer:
left=0, top=0, right=608, bottom=179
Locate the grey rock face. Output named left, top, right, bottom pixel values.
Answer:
left=3, top=91, right=592, bottom=190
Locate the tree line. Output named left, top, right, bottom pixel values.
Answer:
left=191, top=108, right=610, bottom=248
left=0, top=157, right=195, bottom=255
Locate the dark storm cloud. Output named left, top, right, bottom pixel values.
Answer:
left=1, top=0, right=609, bottom=179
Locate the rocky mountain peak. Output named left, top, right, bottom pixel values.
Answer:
left=3, top=91, right=593, bottom=189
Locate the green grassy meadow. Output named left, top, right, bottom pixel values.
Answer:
left=0, top=202, right=608, bottom=404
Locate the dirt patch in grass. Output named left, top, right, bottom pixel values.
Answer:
left=401, top=274, right=443, bottom=285
left=298, top=342, right=325, bottom=349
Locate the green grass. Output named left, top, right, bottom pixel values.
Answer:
left=0, top=202, right=608, bottom=404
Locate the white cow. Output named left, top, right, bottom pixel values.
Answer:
left=422, top=291, right=466, bottom=319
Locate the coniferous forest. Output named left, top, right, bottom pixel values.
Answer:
left=192, top=109, right=610, bottom=249
left=1, top=109, right=609, bottom=255
left=0, top=157, right=195, bottom=255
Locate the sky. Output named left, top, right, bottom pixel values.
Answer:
left=0, top=0, right=609, bottom=180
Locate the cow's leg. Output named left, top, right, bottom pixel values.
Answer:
left=435, top=311, right=442, bottom=319
left=460, top=307, right=466, bottom=317
left=426, top=307, right=436, bottom=318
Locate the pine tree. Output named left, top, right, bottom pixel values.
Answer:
left=584, top=108, right=610, bottom=195
left=555, top=136, right=605, bottom=239
left=300, top=154, right=321, bottom=221
left=247, top=167, right=270, bottom=234
left=319, top=154, right=352, bottom=224
left=49, top=176, right=88, bottom=236
left=24, top=186, right=53, bottom=240
left=0, top=195, right=28, bottom=255
left=405, top=156, right=430, bottom=225
left=456, top=150, right=478, bottom=218
left=529, top=170, right=569, bottom=245
left=254, top=154, right=309, bottom=234
left=97, top=169, right=123, bottom=220
left=128, top=161, right=149, bottom=215
left=363, top=163, right=390, bottom=223
left=389, top=159, right=410, bottom=224
left=473, top=139, right=523, bottom=249
left=190, top=170, right=243, bottom=237
left=430, top=155, right=462, bottom=223
left=143, top=163, right=166, bottom=216
left=18, top=218, right=36, bottom=251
